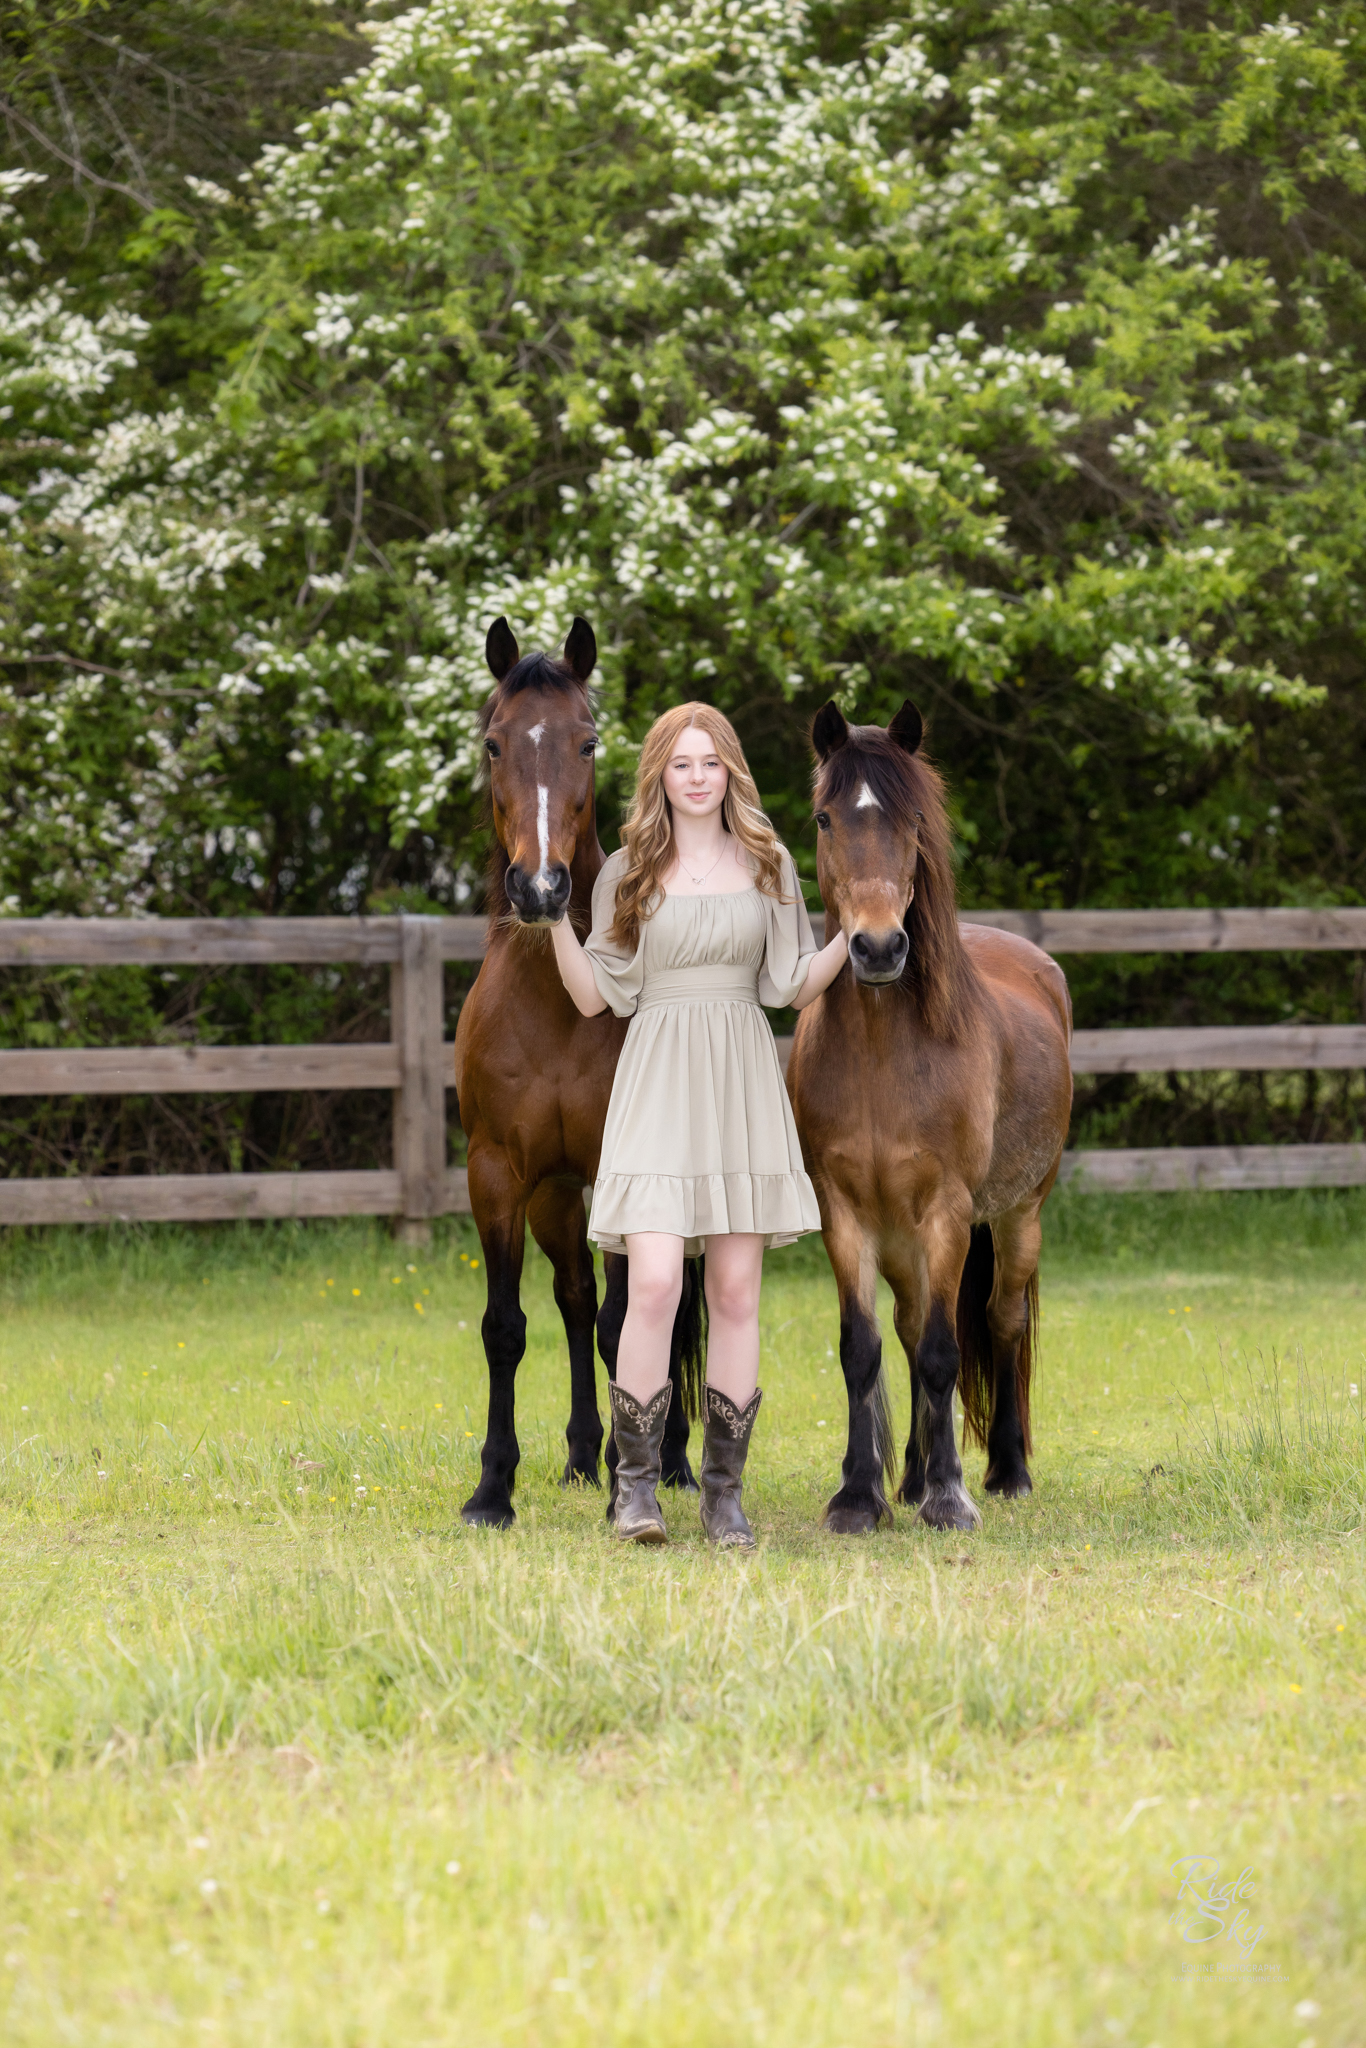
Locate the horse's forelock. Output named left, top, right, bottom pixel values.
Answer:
left=479, top=651, right=589, bottom=731
left=815, top=725, right=924, bottom=831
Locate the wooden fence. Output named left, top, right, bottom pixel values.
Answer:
left=1, top=907, right=1364, bottom=1227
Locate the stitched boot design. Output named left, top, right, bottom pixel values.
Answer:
left=607, top=1380, right=672, bottom=1544
left=699, top=1386, right=762, bottom=1550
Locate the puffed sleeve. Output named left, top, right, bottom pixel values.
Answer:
left=582, top=849, right=645, bottom=1018
left=758, top=848, right=819, bottom=1008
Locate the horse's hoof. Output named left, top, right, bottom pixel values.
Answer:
left=461, top=1496, right=515, bottom=1529
left=896, top=1471, right=926, bottom=1507
left=916, top=1483, right=982, bottom=1532
left=983, top=1464, right=1032, bottom=1498
left=823, top=1492, right=884, bottom=1536
left=559, top=1458, right=602, bottom=1489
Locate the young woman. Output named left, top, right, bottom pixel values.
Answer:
left=550, top=703, right=848, bottom=1547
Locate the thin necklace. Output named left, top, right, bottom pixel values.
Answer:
left=677, top=841, right=728, bottom=889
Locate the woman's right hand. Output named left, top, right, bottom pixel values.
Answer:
left=550, top=917, right=608, bottom=1016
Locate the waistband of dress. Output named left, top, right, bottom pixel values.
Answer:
left=637, top=967, right=760, bottom=1010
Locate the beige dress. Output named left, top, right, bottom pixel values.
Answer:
left=584, top=846, right=823, bottom=1257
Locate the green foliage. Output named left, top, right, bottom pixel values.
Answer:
left=1, top=0, right=1364, bottom=928
left=2, top=2, right=1366, bottom=1164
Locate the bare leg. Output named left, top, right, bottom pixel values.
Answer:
left=702, top=1233, right=764, bottom=1404
left=618, top=1233, right=685, bottom=1401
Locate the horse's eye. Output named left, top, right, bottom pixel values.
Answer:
left=815, top=811, right=830, bottom=832
left=485, top=739, right=500, bottom=758
left=581, top=739, right=597, bottom=757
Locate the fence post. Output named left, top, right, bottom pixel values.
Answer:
left=391, top=915, right=447, bottom=1243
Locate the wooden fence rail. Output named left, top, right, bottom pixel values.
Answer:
left=1, top=907, right=1364, bottom=1225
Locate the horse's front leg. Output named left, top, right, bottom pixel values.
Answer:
left=528, top=1178, right=602, bottom=1488
left=822, top=1203, right=894, bottom=1535
left=881, top=1242, right=928, bottom=1508
left=462, top=1152, right=529, bottom=1529
left=913, top=1197, right=981, bottom=1532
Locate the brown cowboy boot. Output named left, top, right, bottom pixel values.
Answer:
left=699, top=1387, right=762, bottom=1550
left=607, top=1380, right=671, bottom=1544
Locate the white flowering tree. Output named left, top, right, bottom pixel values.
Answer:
left=2, top=0, right=1364, bottom=925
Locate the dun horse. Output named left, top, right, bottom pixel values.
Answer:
left=454, top=617, right=700, bottom=1527
left=788, top=701, right=1073, bottom=1534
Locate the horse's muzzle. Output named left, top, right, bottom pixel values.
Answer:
left=848, top=927, right=908, bottom=984
left=506, top=862, right=573, bottom=924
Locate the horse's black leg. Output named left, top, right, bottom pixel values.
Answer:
left=528, top=1180, right=602, bottom=1488
left=661, top=1256, right=700, bottom=1492
left=822, top=1216, right=892, bottom=1534
left=825, top=1300, right=891, bottom=1534
left=982, top=1204, right=1041, bottom=1499
left=596, top=1250, right=628, bottom=1520
left=887, top=1283, right=927, bottom=1507
left=914, top=1261, right=981, bottom=1533
left=462, top=1162, right=528, bottom=1529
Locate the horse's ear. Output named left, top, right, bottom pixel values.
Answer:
left=888, top=700, right=924, bottom=757
left=811, top=700, right=849, bottom=761
left=564, top=615, right=597, bottom=682
left=485, top=616, right=519, bottom=682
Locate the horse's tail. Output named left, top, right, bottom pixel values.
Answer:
left=872, top=1359, right=898, bottom=1499
left=1018, top=1267, right=1037, bottom=1458
left=676, top=1254, right=707, bottom=1423
left=955, top=1223, right=997, bottom=1451
left=955, top=1226, right=1037, bottom=1457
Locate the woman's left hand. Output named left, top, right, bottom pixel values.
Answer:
left=791, top=926, right=848, bottom=1010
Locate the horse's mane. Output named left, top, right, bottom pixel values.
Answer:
left=816, top=725, right=977, bottom=1041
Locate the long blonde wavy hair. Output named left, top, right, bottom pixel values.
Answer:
left=610, top=702, right=789, bottom=948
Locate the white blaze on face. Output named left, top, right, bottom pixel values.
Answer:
left=856, top=780, right=881, bottom=810
left=527, top=722, right=545, bottom=746
left=536, top=784, right=550, bottom=877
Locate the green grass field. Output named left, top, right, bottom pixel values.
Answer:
left=1, top=1193, right=1363, bottom=2046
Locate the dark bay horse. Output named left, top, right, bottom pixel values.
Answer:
left=454, top=616, right=699, bottom=1527
left=788, top=701, right=1073, bottom=1534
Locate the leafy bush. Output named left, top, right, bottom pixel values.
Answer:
left=2, top=0, right=1364, bottom=1166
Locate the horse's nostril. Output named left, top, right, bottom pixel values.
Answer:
left=849, top=928, right=908, bottom=978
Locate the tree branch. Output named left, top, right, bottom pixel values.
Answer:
left=0, top=95, right=157, bottom=211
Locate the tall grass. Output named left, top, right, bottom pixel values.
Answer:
left=1170, top=1348, right=1366, bottom=1533
left=1, top=1544, right=1110, bottom=1782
